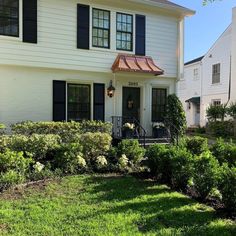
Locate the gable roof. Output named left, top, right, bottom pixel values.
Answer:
left=184, top=56, right=204, bottom=66
left=131, top=0, right=195, bottom=16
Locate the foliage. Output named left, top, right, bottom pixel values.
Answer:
left=207, top=120, right=234, bottom=137
left=54, top=143, right=85, bottom=174
left=170, top=147, right=194, bottom=191
left=206, top=104, right=227, bottom=122
left=193, top=151, right=221, bottom=200
left=80, top=132, right=112, bottom=162
left=227, top=102, right=236, bottom=119
left=0, top=150, right=33, bottom=190
left=0, top=134, right=61, bottom=161
left=218, top=164, right=236, bottom=212
left=0, top=175, right=235, bottom=236
left=185, top=136, right=208, bottom=155
left=11, top=121, right=112, bottom=142
left=164, top=94, right=187, bottom=142
left=210, top=138, right=236, bottom=166
left=117, top=139, right=145, bottom=167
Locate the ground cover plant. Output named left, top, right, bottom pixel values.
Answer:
left=0, top=175, right=235, bottom=236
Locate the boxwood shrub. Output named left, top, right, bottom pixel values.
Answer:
left=185, top=136, right=208, bottom=155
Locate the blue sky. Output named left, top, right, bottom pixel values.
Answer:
left=171, top=0, right=236, bottom=62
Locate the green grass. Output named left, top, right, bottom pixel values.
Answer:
left=0, top=175, right=235, bottom=236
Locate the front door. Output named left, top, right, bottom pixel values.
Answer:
left=122, top=87, right=141, bottom=121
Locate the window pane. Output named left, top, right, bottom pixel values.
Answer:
left=0, top=0, right=19, bottom=37
left=116, top=13, right=133, bottom=51
left=92, top=8, right=110, bottom=49
left=67, top=84, right=91, bottom=121
left=152, top=88, right=167, bottom=122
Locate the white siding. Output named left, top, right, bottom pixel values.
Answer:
left=0, top=0, right=179, bottom=78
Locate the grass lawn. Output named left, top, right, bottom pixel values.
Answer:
left=0, top=175, right=235, bottom=236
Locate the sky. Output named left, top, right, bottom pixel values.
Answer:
left=171, top=0, right=236, bottom=63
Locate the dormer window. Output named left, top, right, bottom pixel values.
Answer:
left=116, top=13, right=133, bottom=51
left=0, top=0, right=19, bottom=37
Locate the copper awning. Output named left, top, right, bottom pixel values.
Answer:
left=111, top=54, right=164, bottom=76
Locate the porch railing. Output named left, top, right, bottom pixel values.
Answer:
left=111, top=116, right=147, bottom=147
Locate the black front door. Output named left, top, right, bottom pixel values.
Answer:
left=122, top=87, right=140, bottom=121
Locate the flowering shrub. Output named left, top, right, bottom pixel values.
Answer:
left=96, top=156, right=108, bottom=170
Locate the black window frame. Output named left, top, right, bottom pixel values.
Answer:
left=0, top=0, right=19, bottom=37
left=67, top=83, right=91, bottom=122
left=116, top=12, right=133, bottom=52
left=92, top=8, right=110, bottom=49
left=152, top=88, right=167, bottom=122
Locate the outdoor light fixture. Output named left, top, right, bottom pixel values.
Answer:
left=107, top=80, right=115, bottom=98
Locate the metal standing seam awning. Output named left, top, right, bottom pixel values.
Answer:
left=185, top=97, right=200, bottom=104
left=111, top=54, right=164, bottom=76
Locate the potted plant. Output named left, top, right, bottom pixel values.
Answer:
left=122, top=123, right=135, bottom=138
left=153, top=122, right=166, bottom=138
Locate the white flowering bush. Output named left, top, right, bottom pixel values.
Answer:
left=96, top=156, right=108, bottom=170
left=77, top=155, right=86, bottom=169
left=33, top=162, right=45, bottom=173
left=153, top=122, right=165, bottom=129
left=118, top=154, right=129, bottom=169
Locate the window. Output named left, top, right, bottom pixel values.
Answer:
left=116, top=13, right=133, bottom=51
left=92, top=8, right=110, bottom=48
left=152, top=88, right=167, bottom=122
left=212, top=63, right=220, bottom=84
left=67, top=84, right=91, bottom=121
left=193, top=68, right=199, bottom=80
left=0, top=0, right=19, bottom=37
left=212, top=99, right=221, bottom=107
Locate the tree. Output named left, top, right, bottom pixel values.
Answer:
left=203, top=0, right=222, bottom=5
left=164, top=94, right=186, bottom=143
left=206, top=104, right=227, bottom=122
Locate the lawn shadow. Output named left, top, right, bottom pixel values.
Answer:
left=84, top=175, right=236, bottom=235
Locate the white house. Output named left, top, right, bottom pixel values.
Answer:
left=0, top=0, right=194, bottom=136
left=178, top=14, right=233, bottom=127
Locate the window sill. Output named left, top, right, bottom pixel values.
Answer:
left=211, top=82, right=221, bottom=86
left=0, top=35, right=22, bottom=42
left=90, top=46, right=135, bottom=54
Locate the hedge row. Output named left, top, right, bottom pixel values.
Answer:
left=145, top=137, right=236, bottom=213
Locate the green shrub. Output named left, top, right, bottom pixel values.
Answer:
left=218, top=164, right=236, bottom=212
left=54, top=143, right=85, bottom=174
left=210, top=139, right=236, bottom=166
left=11, top=121, right=112, bottom=142
left=164, top=94, right=187, bottom=142
left=207, top=121, right=234, bottom=137
left=117, top=139, right=145, bottom=167
left=170, top=147, right=194, bottom=191
left=185, top=136, right=208, bottom=155
left=0, top=150, right=33, bottom=191
left=145, top=144, right=168, bottom=177
left=206, top=104, right=227, bottom=122
left=0, top=134, right=61, bottom=161
left=80, top=132, right=112, bottom=161
left=193, top=151, right=221, bottom=200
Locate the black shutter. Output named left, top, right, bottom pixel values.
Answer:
left=94, top=83, right=105, bottom=121
left=53, top=81, right=66, bottom=121
left=135, top=15, right=146, bottom=56
left=77, top=4, right=90, bottom=49
left=23, top=0, right=37, bottom=43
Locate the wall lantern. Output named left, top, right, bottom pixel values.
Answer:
left=188, top=102, right=191, bottom=110
left=107, top=80, right=116, bottom=98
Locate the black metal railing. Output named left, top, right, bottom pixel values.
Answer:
left=111, top=116, right=147, bottom=147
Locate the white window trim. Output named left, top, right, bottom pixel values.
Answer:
left=0, top=0, right=23, bottom=41
left=89, top=5, right=136, bottom=54
left=193, top=68, right=199, bottom=80
left=212, top=63, right=221, bottom=85
left=212, top=99, right=221, bottom=106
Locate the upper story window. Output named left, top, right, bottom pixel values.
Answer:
left=212, top=63, right=221, bottom=84
left=92, top=8, right=110, bottom=49
left=212, top=99, right=221, bottom=106
left=116, top=13, right=133, bottom=51
left=193, top=68, right=199, bottom=80
left=0, top=0, right=19, bottom=37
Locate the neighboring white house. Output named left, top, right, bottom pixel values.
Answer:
left=0, top=0, right=194, bottom=136
left=178, top=16, right=232, bottom=127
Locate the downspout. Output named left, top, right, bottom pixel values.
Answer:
left=226, top=55, right=232, bottom=106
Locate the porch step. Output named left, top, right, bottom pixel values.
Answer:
left=139, top=137, right=171, bottom=148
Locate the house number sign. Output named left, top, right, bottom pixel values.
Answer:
left=128, top=82, right=139, bottom=86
